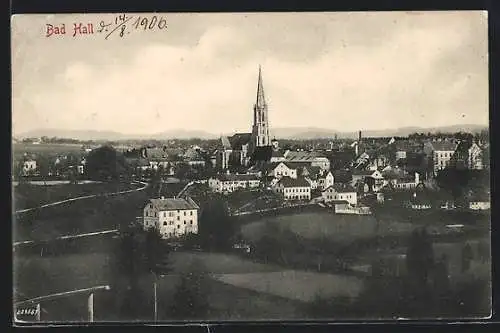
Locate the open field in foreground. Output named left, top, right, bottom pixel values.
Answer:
left=241, top=212, right=415, bottom=244
left=212, top=270, right=364, bottom=303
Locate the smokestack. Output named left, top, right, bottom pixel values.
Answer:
left=358, top=131, right=362, bottom=142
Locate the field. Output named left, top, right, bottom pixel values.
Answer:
left=13, top=143, right=87, bottom=158
left=13, top=181, right=143, bottom=211
left=241, top=212, right=415, bottom=245
left=13, top=188, right=149, bottom=242
left=212, top=270, right=364, bottom=303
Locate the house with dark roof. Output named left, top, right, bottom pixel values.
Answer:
left=283, top=150, right=330, bottom=170
left=274, top=176, right=311, bottom=201
left=208, top=173, right=261, bottom=193
left=322, top=183, right=357, bottom=205
left=143, top=196, right=199, bottom=239
left=453, top=141, right=484, bottom=170
left=424, top=140, right=459, bottom=175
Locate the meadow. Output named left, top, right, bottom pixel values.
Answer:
left=13, top=181, right=143, bottom=211
left=13, top=143, right=87, bottom=158
left=241, top=212, right=416, bottom=245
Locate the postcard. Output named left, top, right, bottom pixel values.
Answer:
left=11, top=11, right=491, bottom=324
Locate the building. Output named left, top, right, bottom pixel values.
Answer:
left=143, top=197, right=199, bottom=239
left=208, top=173, right=261, bottom=193
left=352, top=169, right=384, bottom=192
left=322, top=183, right=358, bottom=206
left=274, top=176, right=311, bottom=201
left=383, top=171, right=421, bottom=190
left=250, top=65, right=271, bottom=152
left=268, top=162, right=298, bottom=179
left=317, top=170, right=335, bottom=191
left=453, top=141, right=484, bottom=170
left=283, top=150, right=330, bottom=170
left=216, top=66, right=272, bottom=169
left=22, top=159, right=37, bottom=176
left=270, top=150, right=286, bottom=163
left=424, top=140, right=458, bottom=175
left=468, top=189, right=490, bottom=210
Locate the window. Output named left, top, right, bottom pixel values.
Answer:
left=190, top=211, right=193, bottom=216
left=190, top=221, right=193, bottom=225
left=184, top=211, right=186, bottom=216
left=184, top=221, right=186, bottom=225
left=177, top=216, right=180, bottom=220
left=164, top=212, right=166, bottom=217
left=177, top=225, right=180, bottom=229
left=163, top=222, right=167, bottom=226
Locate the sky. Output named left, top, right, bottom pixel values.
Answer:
left=11, top=11, right=489, bottom=136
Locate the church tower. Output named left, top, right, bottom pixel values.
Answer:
left=251, top=66, right=270, bottom=149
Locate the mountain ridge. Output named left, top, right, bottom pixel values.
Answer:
left=15, top=124, right=488, bottom=141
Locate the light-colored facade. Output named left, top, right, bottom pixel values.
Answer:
left=22, top=160, right=37, bottom=176
left=274, top=177, right=311, bottom=201
left=270, top=162, right=298, bottom=179
left=322, top=185, right=358, bottom=206
left=143, top=197, right=199, bottom=239
left=208, top=174, right=261, bottom=193
left=317, top=171, right=335, bottom=191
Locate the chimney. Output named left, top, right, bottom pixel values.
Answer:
left=358, top=131, right=362, bottom=142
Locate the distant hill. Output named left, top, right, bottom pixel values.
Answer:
left=17, top=124, right=487, bottom=141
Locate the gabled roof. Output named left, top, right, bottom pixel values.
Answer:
left=285, top=150, right=327, bottom=161
left=149, top=197, right=199, bottom=211
left=278, top=176, right=311, bottom=188
left=217, top=173, right=260, bottom=182
left=427, top=140, right=458, bottom=152
left=229, top=133, right=252, bottom=150
left=323, top=183, right=357, bottom=193
left=221, top=136, right=232, bottom=150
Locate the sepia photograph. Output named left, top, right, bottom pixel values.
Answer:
left=12, top=11, right=491, bottom=323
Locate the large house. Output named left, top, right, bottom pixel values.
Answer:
left=322, top=183, right=358, bottom=206
left=352, top=169, right=384, bottom=192
left=143, top=197, right=199, bottom=239
left=424, top=140, right=458, bottom=175
left=21, top=159, right=37, bottom=176
left=268, top=162, right=298, bottom=179
left=383, top=171, right=422, bottom=190
left=208, top=173, right=261, bottom=193
left=274, top=176, right=311, bottom=201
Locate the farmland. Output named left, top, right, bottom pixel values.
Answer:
left=13, top=181, right=143, bottom=211
left=12, top=143, right=88, bottom=160
left=13, top=188, right=149, bottom=242
left=241, top=212, right=415, bottom=245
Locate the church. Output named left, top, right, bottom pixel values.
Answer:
left=216, top=66, right=274, bottom=171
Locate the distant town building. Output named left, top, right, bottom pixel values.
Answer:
left=453, top=141, right=484, bottom=170
left=322, top=183, right=358, bottom=206
left=283, top=150, right=330, bottom=170
left=22, top=159, right=37, bottom=176
left=274, top=176, right=311, bottom=201
left=208, top=173, right=261, bottom=193
left=424, top=140, right=458, bottom=174
left=143, top=197, right=199, bottom=239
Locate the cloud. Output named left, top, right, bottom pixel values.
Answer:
left=12, top=12, right=488, bottom=135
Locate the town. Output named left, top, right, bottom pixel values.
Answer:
left=13, top=67, right=491, bottom=322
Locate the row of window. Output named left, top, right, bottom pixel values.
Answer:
left=146, top=210, right=194, bottom=217
left=163, top=220, right=194, bottom=227
left=284, top=187, right=309, bottom=193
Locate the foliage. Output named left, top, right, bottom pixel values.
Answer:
left=169, top=259, right=210, bottom=319
left=198, top=197, right=235, bottom=251
left=86, top=146, right=128, bottom=181
left=406, top=227, right=435, bottom=288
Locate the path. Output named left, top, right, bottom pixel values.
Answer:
left=13, top=229, right=119, bottom=247
left=15, top=181, right=148, bottom=214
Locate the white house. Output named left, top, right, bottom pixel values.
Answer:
left=317, top=170, right=335, bottom=191
left=274, top=176, right=311, bottom=201
left=268, top=162, right=298, bottom=179
left=322, top=184, right=358, bottom=206
left=468, top=190, right=490, bottom=210
left=22, top=159, right=37, bottom=176
left=143, top=196, right=199, bottom=239
left=384, top=172, right=421, bottom=190
left=352, top=169, right=384, bottom=192
left=424, top=140, right=458, bottom=174
left=208, top=173, right=261, bottom=193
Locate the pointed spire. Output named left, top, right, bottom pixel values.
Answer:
left=256, top=65, right=266, bottom=108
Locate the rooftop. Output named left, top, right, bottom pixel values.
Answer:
left=149, top=197, right=199, bottom=211
left=217, top=173, right=260, bottom=182
left=278, top=176, right=311, bottom=188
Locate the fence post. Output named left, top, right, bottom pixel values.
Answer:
left=88, top=293, right=94, bottom=322
left=36, top=303, right=41, bottom=321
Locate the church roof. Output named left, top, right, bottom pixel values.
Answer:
left=255, top=65, right=266, bottom=108
left=229, top=133, right=252, bottom=150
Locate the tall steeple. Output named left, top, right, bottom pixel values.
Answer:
left=251, top=65, right=270, bottom=149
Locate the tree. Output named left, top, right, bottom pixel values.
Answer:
left=198, top=198, right=235, bottom=251
left=86, top=146, right=127, bottom=181
left=406, top=227, right=434, bottom=288
left=145, top=228, right=164, bottom=274
left=169, top=259, right=210, bottom=319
